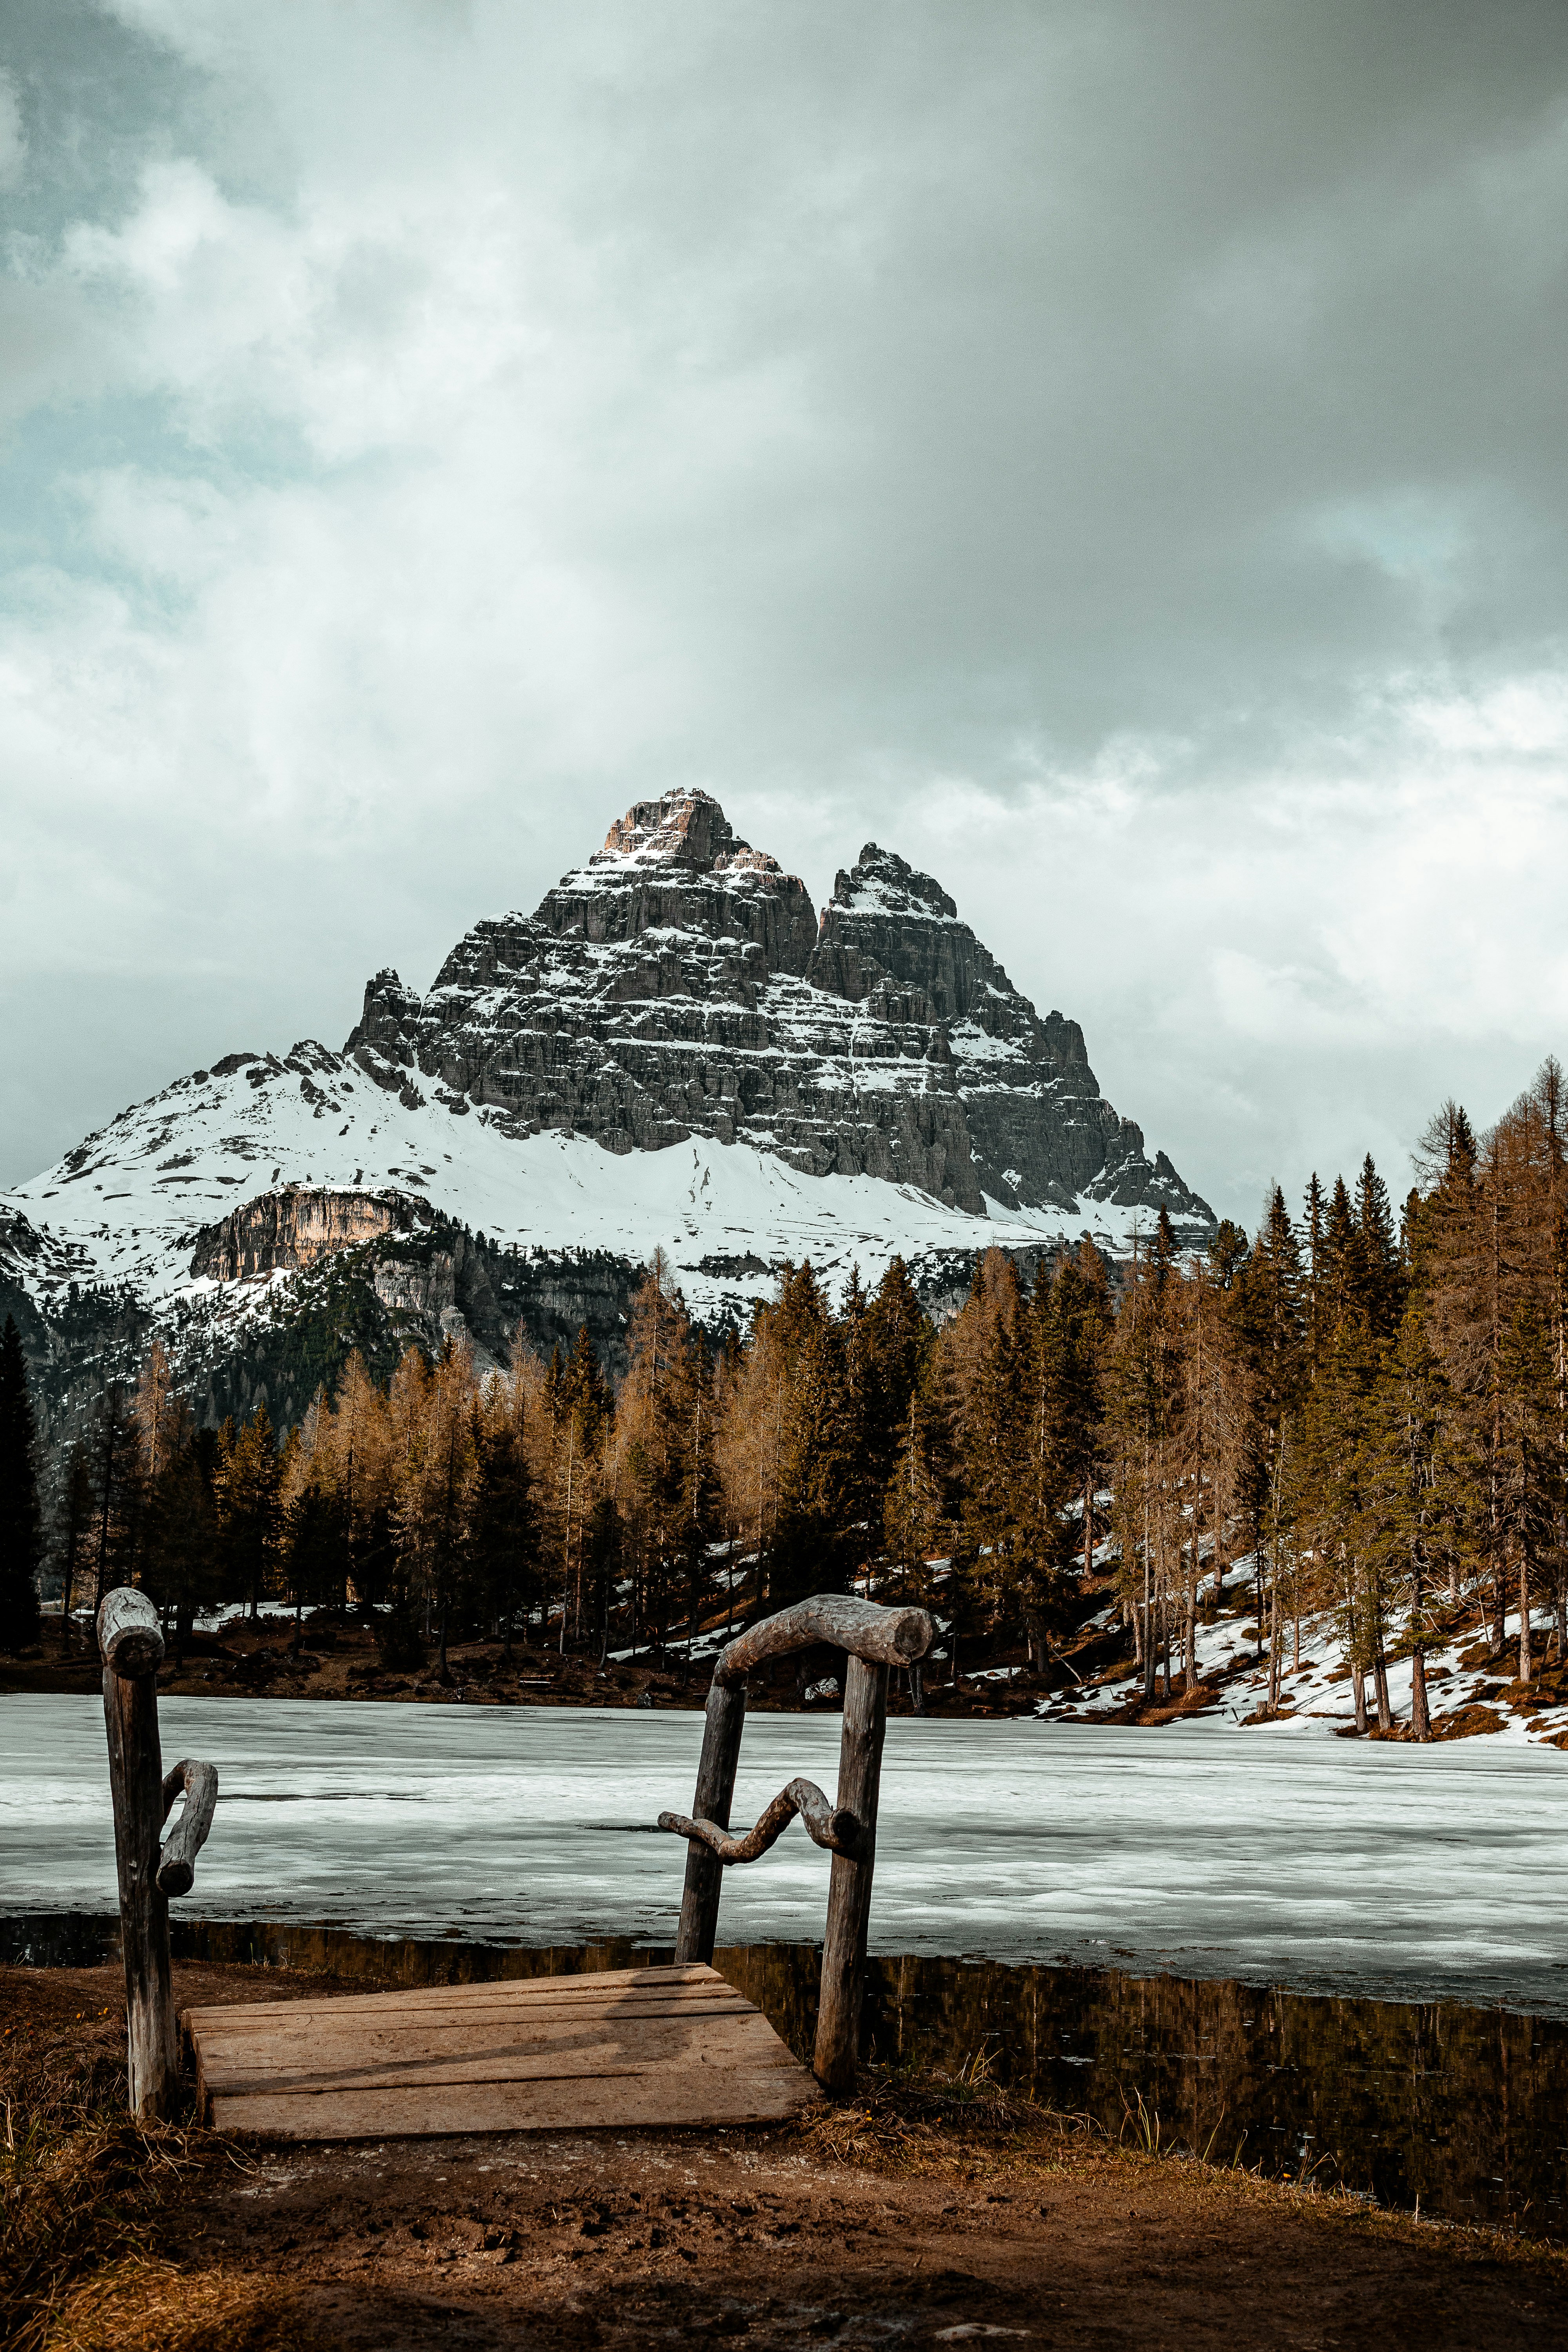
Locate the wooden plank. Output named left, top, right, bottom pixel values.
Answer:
left=183, top=1961, right=820, bottom=2141
left=186, top=1987, right=748, bottom=2036
left=196, top=2002, right=777, bottom=2067
left=194, top=2010, right=759, bottom=2075
left=183, top=1963, right=722, bottom=2029
left=199, top=2015, right=792, bottom=2094
left=188, top=1994, right=752, bottom=2051
left=211, top=2060, right=816, bottom=2139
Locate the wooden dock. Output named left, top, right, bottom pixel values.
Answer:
left=182, top=1964, right=821, bottom=2141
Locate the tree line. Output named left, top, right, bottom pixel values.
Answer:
left=1103, top=1060, right=1568, bottom=1733
left=4, top=1059, right=1565, bottom=1728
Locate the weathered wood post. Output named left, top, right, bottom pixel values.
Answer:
left=674, top=1677, right=747, bottom=1965
left=662, top=1594, right=932, bottom=2088
left=98, top=1588, right=219, bottom=2119
left=813, top=1651, right=888, bottom=2093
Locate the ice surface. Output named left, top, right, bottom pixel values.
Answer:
left=5, top=1698, right=1568, bottom=2013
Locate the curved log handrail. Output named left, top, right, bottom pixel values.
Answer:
left=712, top=1595, right=933, bottom=1687
left=98, top=1587, right=165, bottom=1679
left=157, top=1759, right=219, bottom=1897
left=658, top=1776, right=859, bottom=1864
left=671, top=1591, right=922, bottom=2092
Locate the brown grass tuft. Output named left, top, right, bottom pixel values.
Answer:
left=41, top=2256, right=324, bottom=2352
left=798, top=2052, right=1090, bottom=2172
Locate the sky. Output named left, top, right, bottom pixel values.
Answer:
left=2, top=1, right=1566, bottom=1225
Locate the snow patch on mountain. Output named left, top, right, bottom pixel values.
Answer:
left=2, top=1039, right=1155, bottom=1330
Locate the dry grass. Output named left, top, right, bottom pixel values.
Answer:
left=799, top=2055, right=1568, bottom=2279
left=0, top=1979, right=285, bottom=2352
left=40, top=2256, right=323, bottom=2352
left=798, top=2048, right=1093, bottom=2172
left=0, top=2115, right=236, bottom=2352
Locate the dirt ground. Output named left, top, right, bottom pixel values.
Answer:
left=5, top=1962, right=1566, bottom=2352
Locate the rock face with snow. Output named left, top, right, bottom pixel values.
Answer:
left=2, top=788, right=1213, bottom=1469
left=345, top=789, right=1209, bottom=1230
left=191, top=1187, right=436, bottom=1283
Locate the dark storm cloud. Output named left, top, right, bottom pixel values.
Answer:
left=0, top=0, right=1565, bottom=1216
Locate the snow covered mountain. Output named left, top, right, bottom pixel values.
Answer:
left=1, top=790, right=1211, bottom=1442
left=344, top=789, right=1208, bottom=1228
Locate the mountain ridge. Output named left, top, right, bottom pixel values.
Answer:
left=341, top=789, right=1209, bottom=1229
left=1, top=789, right=1212, bottom=1461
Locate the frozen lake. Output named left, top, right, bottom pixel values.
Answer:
left=4, top=1694, right=1568, bottom=2013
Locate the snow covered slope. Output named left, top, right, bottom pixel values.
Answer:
left=2, top=1038, right=1151, bottom=1332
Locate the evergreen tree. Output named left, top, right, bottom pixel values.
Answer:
left=858, top=1258, right=928, bottom=1510
left=582, top=1494, right=623, bottom=1665
left=88, top=1383, right=142, bottom=1604
left=216, top=1406, right=284, bottom=1619
left=469, top=1410, right=541, bottom=1659
left=1357, top=1301, right=1463, bottom=1738
left=1354, top=1154, right=1406, bottom=1341
left=55, top=1441, right=93, bottom=1651
left=762, top=1263, right=857, bottom=1608
left=154, top=1433, right=221, bottom=1664
left=0, top=1317, right=42, bottom=1650
left=282, top=1481, right=348, bottom=1638
left=882, top=1347, right=958, bottom=1635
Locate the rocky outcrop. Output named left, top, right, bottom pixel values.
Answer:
left=190, top=1189, right=436, bottom=1283
left=345, top=788, right=1212, bottom=1234
left=816, top=842, right=1200, bottom=1219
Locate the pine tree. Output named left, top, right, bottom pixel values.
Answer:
left=759, top=1263, right=856, bottom=1609
left=468, top=1409, right=541, bottom=1659
left=88, top=1383, right=142, bottom=1605
left=1356, top=1303, right=1455, bottom=1738
left=1355, top=1155, right=1406, bottom=1341
left=55, top=1441, right=93, bottom=1651
left=0, top=1317, right=42, bottom=1650
left=155, top=1434, right=221, bottom=1664
left=216, top=1406, right=284, bottom=1620
left=1497, top=1299, right=1559, bottom=1684
left=859, top=1258, right=928, bottom=1513
left=882, top=1348, right=958, bottom=1651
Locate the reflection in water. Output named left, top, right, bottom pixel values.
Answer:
left=6, top=1912, right=1563, bottom=2239
left=729, top=1945, right=1567, bottom=2239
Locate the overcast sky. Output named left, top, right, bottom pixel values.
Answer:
left=2, top=1, right=1566, bottom=1223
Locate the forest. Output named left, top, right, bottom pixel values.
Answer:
left=4, top=1060, right=1567, bottom=1731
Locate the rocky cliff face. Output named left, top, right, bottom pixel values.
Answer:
left=345, top=789, right=1210, bottom=1233
left=190, top=1188, right=436, bottom=1282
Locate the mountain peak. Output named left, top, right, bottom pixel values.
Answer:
left=593, top=786, right=785, bottom=881
left=833, top=843, right=958, bottom=922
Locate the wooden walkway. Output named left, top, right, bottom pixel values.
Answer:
left=182, top=1964, right=821, bottom=2141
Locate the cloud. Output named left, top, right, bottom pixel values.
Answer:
left=0, top=71, right=26, bottom=187
left=1, top=1, right=1566, bottom=1222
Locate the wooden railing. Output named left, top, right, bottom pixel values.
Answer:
left=98, top=1589, right=219, bottom=2118
left=657, top=1593, right=933, bottom=2092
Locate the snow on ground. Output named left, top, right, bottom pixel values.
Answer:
left=1, top=1042, right=1151, bottom=1325
left=1051, top=1562, right=1568, bottom=1750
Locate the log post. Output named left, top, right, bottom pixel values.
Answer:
left=100, top=1589, right=177, bottom=2118
left=674, top=1679, right=746, bottom=1964
left=664, top=1596, right=929, bottom=2006
left=813, top=1653, right=889, bottom=2093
